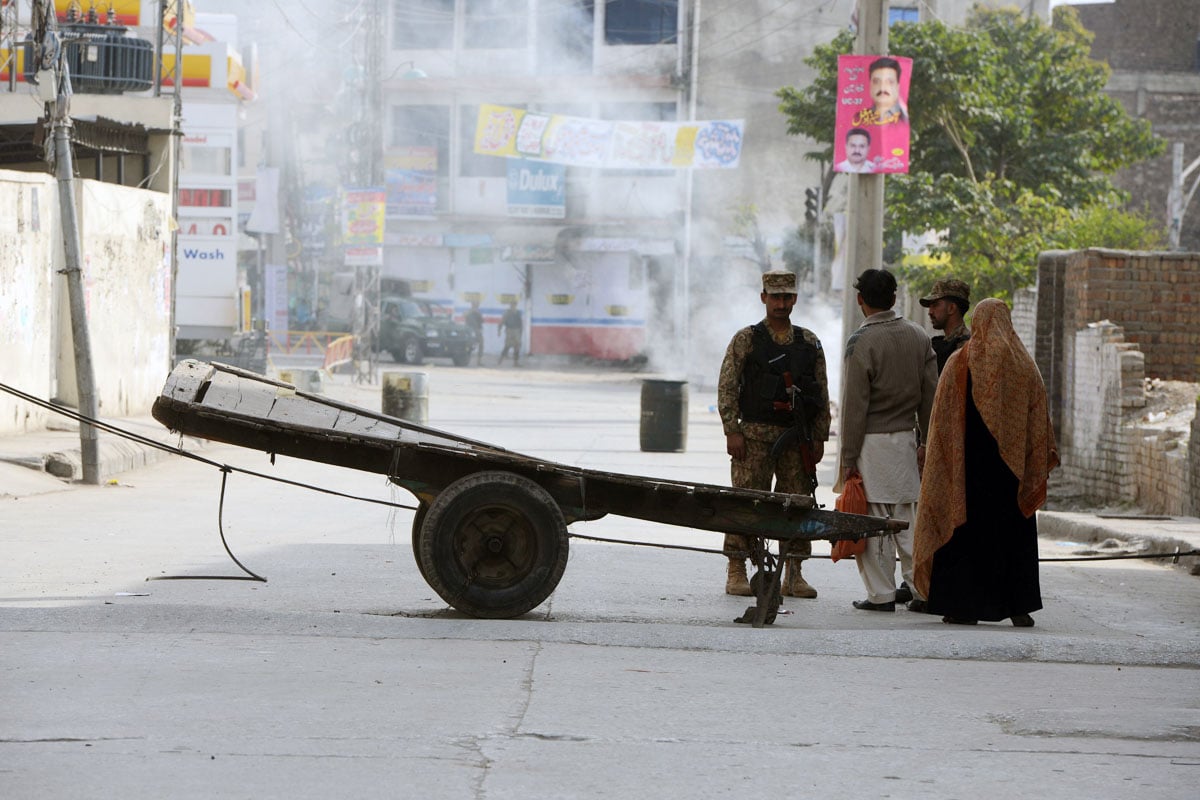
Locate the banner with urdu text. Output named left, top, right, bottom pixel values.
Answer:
left=474, top=104, right=744, bottom=170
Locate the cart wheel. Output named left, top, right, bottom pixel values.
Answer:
left=417, top=471, right=569, bottom=619
left=411, top=502, right=430, bottom=583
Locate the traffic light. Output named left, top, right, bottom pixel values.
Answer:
left=804, top=187, right=819, bottom=222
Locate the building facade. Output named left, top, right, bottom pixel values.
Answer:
left=1074, top=0, right=1200, bottom=252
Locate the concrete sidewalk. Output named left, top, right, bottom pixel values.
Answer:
left=1036, top=509, right=1200, bottom=575
left=0, top=414, right=207, bottom=495
left=2, top=389, right=1198, bottom=576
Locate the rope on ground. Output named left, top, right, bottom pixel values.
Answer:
left=568, top=531, right=1199, bottom=564
left=1, top=380, right=419, bottom=583
left=3, top=380, right=1196, bottom=570
left=0, top=380, right=418, bottom=512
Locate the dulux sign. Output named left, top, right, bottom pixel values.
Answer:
left=506, top=159, right=566, bottom=219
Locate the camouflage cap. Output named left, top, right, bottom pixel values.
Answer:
left=919, top=278, right=970, bottom=307
left=762, top=270, right=798, bottom=295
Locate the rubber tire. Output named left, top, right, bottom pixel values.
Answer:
left=451, top=349, right=470, bottom=367
left=402, top=335, right=424, bottom=365
left=411, top=502, right=430, bottom=584
left=416, top=471, right=569, bottom=619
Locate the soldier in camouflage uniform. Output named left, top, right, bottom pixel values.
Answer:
left=717, top=270, right=831, bottom=598
left=497, top=300, right=523, bottom=366
left=465, top=300, right=485, bottom=365
left=920, top=278, right=972, bottom=374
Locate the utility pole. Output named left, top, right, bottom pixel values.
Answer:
left=156, top=1, right=184, bottom=369
left=678, top=0, right=702, bottom=372
left=841, top=0, right=888, bottom=354
left=1168, top=142, right=1200, bottom=251
left=347, top=0, right=383, bottom=383
left=32, top=1, right=100, bottom=483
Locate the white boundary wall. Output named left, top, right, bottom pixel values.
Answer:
left=0, top=169, right=171, bottom=435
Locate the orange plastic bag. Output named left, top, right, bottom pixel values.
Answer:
left=831, top=475, right=868, bottom=562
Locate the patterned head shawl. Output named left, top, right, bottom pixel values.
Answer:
left=912, top=298, right=1059, bottom=597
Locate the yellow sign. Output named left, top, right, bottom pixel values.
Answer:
left=161, top=53, right=212, bottom=88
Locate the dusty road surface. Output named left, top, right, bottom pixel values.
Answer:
left=2, top=363, right=1197, bottom=799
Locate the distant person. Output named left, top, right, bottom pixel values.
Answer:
left=464, top=300, right=484, bottom=365
left=836, top=127, right=875, bottom=173
left=717, top=270, right=830, bottom=599
left=913, top=298, right=1059, bottom=627
left=919, top=279, right=972, bottom=374
left=837, top=268, right=937, bottom=613
left=497, top=299, right=523, bottom=366
left=868, top=56, right=908, bottom=125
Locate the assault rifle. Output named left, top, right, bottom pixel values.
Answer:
left=768, top=369, right=821, bottom=496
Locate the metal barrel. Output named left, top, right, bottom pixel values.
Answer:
left=382, top=371, right=429, bottom=424
left=277, top=368, right=324, bottom=395
left=639, top=379, right=688, bottom=452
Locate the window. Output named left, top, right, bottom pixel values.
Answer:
left=460, top=104, right=517, bottom=177
left=538, top=0, right=594, bottom=73
left=393, top=0, right=454, bottom=49
left=465, top=0, right=528, bottom=49
left=392, top=105, right=450, bottom=177
left=889, top=7, right=919, bottom=25
left=605, top=0, right=677, bottom=45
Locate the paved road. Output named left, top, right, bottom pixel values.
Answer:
left=2, top=362, right=1198, bottom=798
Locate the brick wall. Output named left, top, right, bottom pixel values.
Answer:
left=1011, top=287, right=1037, bottom=357
left=1077, top=0, right=1200, bottom=73
left=1076, top=0, right=1200, bottom=252
left=1060, top=322, right=1142, bottom=505
left=1059, top=321, right=1196, bottom=515
left=1035, top=251, right=1070, bottom=434
left=1036, top=249, right=1197, bottom=514
left=1135, top=425, right=1193, bottom=516
left=1039, top=249, right=1200, bottom=389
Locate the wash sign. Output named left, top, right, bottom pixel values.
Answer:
left=506, top=159, right=565, bottom=219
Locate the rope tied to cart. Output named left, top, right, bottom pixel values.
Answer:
left=0, top=380, right=420, bottom=583
left=2, top=378, right=1197, bottom=586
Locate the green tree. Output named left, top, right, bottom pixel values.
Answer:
left=1050, top=202, right=1166, bottom=252
left=776, top=7, right=1164, bottom=301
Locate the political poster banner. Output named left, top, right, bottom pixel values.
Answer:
left=342, top=187, right=385, bottom=246
left=385, top=147, right=438, bottom=218
left=833, top=54, right=912, bottom=174
left=474, top=104, right=743, bottom=170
